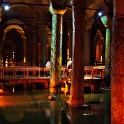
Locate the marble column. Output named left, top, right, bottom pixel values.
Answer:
left=68, top=0, right=85, bottom=106
left=2, top=36, right=6, bottom=67
left=21, top=34, right=28, bottom=65
left=84, top=29, right=91, bottom=65
left=0, top=7, right=2, bottom=66
left=101, top=15, right=111, bottom=87
left=49, top=98, right=61, bottom=124
left=105, top=28, right=111, bottom=86
left=31, top=28, right=39, bottom=66
left=39, top=24, right=47, bottom=67
left=0, top=37, right=3, bottom=67
left=111, top=0, right=124, bottom=123
left=49, top=0, right=67, bottom=93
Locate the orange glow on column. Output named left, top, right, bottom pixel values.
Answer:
left=96, top=42, right=100, bottom=61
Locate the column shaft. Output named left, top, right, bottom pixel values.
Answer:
left=104, top=28, right=111, bottom=86
left=39, top=25, right=47, bottom=67
left=111, top=0, right=124, bottom=123
left=49, top=14, right=63, bottom=93
left=32, top=32, right=38, bottom=66
left=68, top=1, right=85, bottom=106
left=0, top=39, right=3, bottom=66
left=111, top=17, right=124, bottom=123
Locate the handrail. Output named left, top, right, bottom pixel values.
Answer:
left=0, top=67, right=50, bottom=79
left=66, top=66, right=105, bottom=79
left=0, top=66, right=105, bottom=80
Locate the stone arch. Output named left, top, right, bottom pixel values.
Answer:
left=2, top=24, right=28, bottom=66
left=84, top=0, right=107, bottom=65
left=4, top=25, right=24, bottom=35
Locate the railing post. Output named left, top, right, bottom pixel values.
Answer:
left=26, top=69, right=28, bottom=78
left=38, top=68, right=40, bottom=78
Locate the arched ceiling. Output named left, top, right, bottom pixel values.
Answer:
left=0, top=0, right=113, bottom=32
left=4, top=24, right=24, bottom=34
left=0, top=0, right=112, bottom=23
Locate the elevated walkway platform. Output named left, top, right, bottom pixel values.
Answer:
left=0, top=66, right=105, bottom=92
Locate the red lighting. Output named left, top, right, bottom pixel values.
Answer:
left=0, top=89, right=3, bottom=93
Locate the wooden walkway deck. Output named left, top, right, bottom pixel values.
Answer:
left=0, top=66, right=105, bottom=92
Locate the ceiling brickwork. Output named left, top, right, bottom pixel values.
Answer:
left=4, top=0, right=49, bottom=4
left=0, top=0, right=113, bottom=66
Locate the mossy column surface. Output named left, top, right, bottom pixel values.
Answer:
left=49, top=1, right=67, bottom=93
left=68, top=0, right=85, bottom=106
left=111, top=0, right=124, bottom=123
left=101, top=15, right=111, bottom=87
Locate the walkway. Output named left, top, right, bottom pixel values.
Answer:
left=0, top=66, right=105, bottom=92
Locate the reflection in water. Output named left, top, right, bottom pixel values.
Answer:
left=0, top=90, right=110, bottom=124
left=50, top=99, right=61, bottom=124
left=49, top=93, right=69, bottom=124
left=67, top=103, right=104, bottom=124
left=2, top=106, right=24, bottom=122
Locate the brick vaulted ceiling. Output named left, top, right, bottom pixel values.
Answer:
left=0, top=0, right=113, bottom=41
left=0, top=0, right=112, bottom=32
left=0, top=0, right=112, bottom=63
left=0, top=0, right=113, bottom=32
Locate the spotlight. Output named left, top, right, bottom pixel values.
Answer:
left=4, top=4, right=9, bottom=11
left=98, top=12, right=103, bottom=17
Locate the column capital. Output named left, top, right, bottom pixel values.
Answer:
left=49, top=0, right=67, bottom=15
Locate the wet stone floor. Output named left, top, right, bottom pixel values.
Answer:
left=0, top=89, right=111, bottom=124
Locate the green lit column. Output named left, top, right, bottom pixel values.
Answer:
left=101, top=15, right=111, bottom=87
left=49, top=1, right=67, bottom=93
left=105, top=28, right=111, bottom=86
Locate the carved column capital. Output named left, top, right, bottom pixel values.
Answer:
left=49, top=0, right=67, bottom=15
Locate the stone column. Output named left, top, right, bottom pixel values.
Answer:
left=0, top=37, right=3, bottom=67
left=111, top=0, right=124, bottom=123
left=2, top=36, right=5, bottom=67
left=21, top=34, right=28, bottom=65
left=39, top=24, right=47, bottom=67
left=0, top=7, right=2, bottom=66
left=104, top=28, right=111, bottom=85
left=31, top=27, right=39, bottom=66
left=68, top=0, right=85, bottom=106
left=101, top=15, right=111, bottom=87
left=49, top=98, right=61, bottom=124
left=49, top=0, right=67, bottom=93
left=84, top=29, right=91, bottom=65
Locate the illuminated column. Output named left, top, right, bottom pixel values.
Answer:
left=111, top=0, right=124, bottom=123
left=49, top=100, right=61, bottom=124
left=0, top=7, right=2, bottom=66
left=0, top=37, right=2, bottom=66
left=101, top=15, right=111, bottom=87
left=49, top=1, right=67, bottom=93
left=68, top=0, right=85, bottom=106
left=105, top=28, right=110, bottom=85
left=21, top=34, right=27, bottom=64
left=67, top=33, right=71, bottom=60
